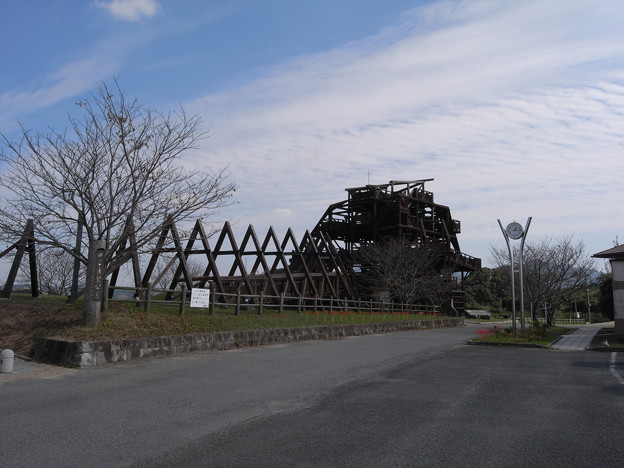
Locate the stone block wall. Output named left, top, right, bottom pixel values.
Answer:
left=34, top=318, right=463, bottom=367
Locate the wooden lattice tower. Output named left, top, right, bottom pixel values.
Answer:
left=311, top=179, right=481, bottom=273
left=128, top=219, right=356, bottom=302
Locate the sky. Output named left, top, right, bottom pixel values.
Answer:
left=1, top=0, right=623, bottom=272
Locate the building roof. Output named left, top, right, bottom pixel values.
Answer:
left=593, top=244, right=624, bottom=259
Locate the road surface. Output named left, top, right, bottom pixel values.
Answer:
left=1, top=324, right=623, bottom=467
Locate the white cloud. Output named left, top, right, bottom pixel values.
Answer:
left=96, top=0, right=160, bottom=21
left=188, top=0, right=624, bottom=265
left=0, top=32, right=146, bottom=133
left=273, top=208, right=293, bottom=219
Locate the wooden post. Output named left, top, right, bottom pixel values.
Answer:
left=209, top=283, right=215, bottom=315
left=1, top=221, right=31, bottom=299
left=84, top=239, right=107, bottom=327
left=314, top=296, right=318, bottom=312
left=330, top=297, right=334, bottom=313
left=26, top=224, right=39, bottom=298
left=179, top=285, right=186, bottom=316
left=279, top=292, right=284, bottom=314
left=259, top=291, right=264, bottom=315
left=145, top=283, right=152, bottom=313
left=235, top=290, right=241, bottom=316
left=298, top=294, right=302, bottom=313
left=102, top=280, right=109, bottom=314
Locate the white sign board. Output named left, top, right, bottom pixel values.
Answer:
left=190, top=288, right=210, bottom=308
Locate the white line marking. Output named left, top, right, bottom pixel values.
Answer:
left=610, top=352, right=624, bottom=385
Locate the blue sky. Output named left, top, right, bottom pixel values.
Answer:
left=1, top=0, right=624, bottom=271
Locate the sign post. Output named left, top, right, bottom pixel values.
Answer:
left=190, top=288, right=211, bottom=309
left=84, top=239, right=107, bottom=326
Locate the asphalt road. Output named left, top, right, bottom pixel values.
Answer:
left=1, top=324, right=623, bottom=467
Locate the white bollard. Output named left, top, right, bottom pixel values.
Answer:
left=0, top=349, right=15, bottom=373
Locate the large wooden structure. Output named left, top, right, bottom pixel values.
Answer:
left=2, top=179, right=480, bottom=311
left=138, top=179, right=480, bottom=304
left=312, top=180, right=480, bottom=272
left=127, top=219, right=356, bottom=302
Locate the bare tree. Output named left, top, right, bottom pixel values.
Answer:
left=0, top=80, right=236, bottom=325
left=354, top=238, right=454, bottom=306
left=18, top=248, right=85, bottom=296
left=490, top=236, right=596, bottom=325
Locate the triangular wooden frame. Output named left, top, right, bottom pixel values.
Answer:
left=0, top=219, right=38, bottom=298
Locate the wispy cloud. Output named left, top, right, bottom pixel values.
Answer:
left=0, top=27, right=155, bottom=134
left=95, top=0, right=160, bottom=21
left=0, top=59, right=119, bottom=133
left=188, top=0, right=624, bottom=263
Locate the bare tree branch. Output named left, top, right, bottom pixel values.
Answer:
left=0, top=79, right=237, bottom=325
left=354, top=238, right=454, bottom=306
left=490, top=236, right=596, bottom=325
left=18, top=247, right=85, bottom=296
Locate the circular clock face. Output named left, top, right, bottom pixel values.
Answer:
left=506, top=222, right=524, bottom=240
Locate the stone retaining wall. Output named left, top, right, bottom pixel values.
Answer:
left=34, top=318, right=464, bottom=367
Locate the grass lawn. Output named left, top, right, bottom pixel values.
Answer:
left=1, top=294, right=451, bottom=356
left=590, top=327, right=624, bottom=350
left=471, top=325, right=576, bottom=347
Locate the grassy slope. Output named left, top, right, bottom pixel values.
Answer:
left=1, top=294, right=449, bottom=357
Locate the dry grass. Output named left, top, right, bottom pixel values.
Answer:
left=0, top=295, right=83, bottom=356
left=1, top=294, right=449, bottom=357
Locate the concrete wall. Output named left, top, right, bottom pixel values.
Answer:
left=34, top=318, right=463, bottom=368
left=612, top=259, right=624, bottom=335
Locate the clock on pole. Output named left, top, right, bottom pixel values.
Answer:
left=505, top=221, right=524, bottom=240
left=498, top=217, right=532, bottom=336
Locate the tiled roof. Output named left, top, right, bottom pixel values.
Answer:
left=593, top=244, right=624, bottom=258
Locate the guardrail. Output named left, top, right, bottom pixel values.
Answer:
left=529, top=318, right=587, bottom=325
left=102, top=282, right=441, bottom=317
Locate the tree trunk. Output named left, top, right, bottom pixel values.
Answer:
left=83, top=239, right=107, bottom=326
left=69, top=220, right=83, bottom=304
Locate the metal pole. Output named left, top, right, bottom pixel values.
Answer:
left=518, top=217, right=532, bottom=333
left=498, top=220, right=516, bottom=334
left=586, top=288, right=591, bottom=324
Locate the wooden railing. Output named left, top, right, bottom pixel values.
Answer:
left=102, top=282, right=441, bottom=317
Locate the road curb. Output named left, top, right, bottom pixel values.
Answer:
left=34, top=318, right=464, bottom=367
left=466, top=339, right=546, bottom=349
